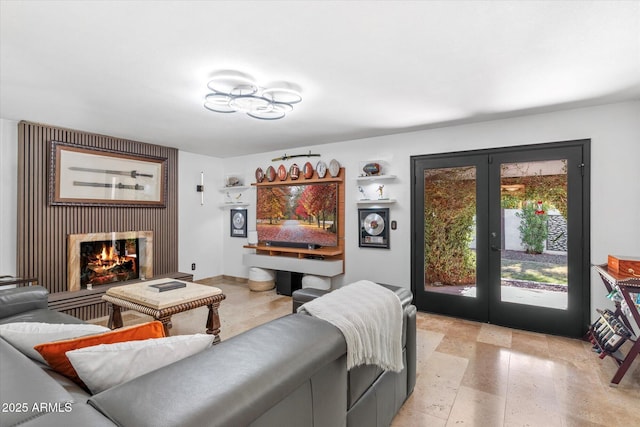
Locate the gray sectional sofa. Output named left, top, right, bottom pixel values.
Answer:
left=0, top=284, right=416, bottom=427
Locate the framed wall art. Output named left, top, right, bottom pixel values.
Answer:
left=358, top=208, right=390, bottom=249
left=49, top=141, right=168, bottom=207
left=230, top=208, right=248, bottom=237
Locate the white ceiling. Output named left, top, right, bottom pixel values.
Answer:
left=1, top=1, right=639, bottom=158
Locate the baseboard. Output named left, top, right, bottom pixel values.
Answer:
left=196, top=275, right=248, bottom=285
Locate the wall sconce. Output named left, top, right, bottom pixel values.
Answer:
left=196, top=172, right=204, bottom=205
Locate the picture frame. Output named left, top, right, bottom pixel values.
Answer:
left=358, top=208, right=390, bottom=249
left=49, top=141, right=168, bottom=207
left=230, top=208, right=248, bottom=237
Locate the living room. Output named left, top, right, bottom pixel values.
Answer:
left=1, top=1, right=640, bottom=426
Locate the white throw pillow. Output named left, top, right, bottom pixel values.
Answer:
left=66, top=334, right=215, bottom=394
left=0, top=322, right=110, bottom=364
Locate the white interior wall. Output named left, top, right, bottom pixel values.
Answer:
left=219, top=101, right=640, bottom=319
left=177, top=151, right=225, bottom=280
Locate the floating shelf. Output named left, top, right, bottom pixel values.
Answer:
left=357, top=199, right=397, bottom=205
left=355, top=175, right=397, bottom=182
left=219, top=202, right=249, bottom=209
left=219, top=186, right=251, bottom=192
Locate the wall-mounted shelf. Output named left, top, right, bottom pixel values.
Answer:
left=253, top=168, right=344, bottom=186
left=218, top=186, right=251, bottom=192
left=357, top=199, right=397, bottom=205
left=243, top=244, right=344, bottom=277
left=220, top=185, right=250, bottom=206
left=356, top=173, right=396, bottom=203
left=219, top=202, right=250, bottom=209
left=355, top=175, right=397, bottom=182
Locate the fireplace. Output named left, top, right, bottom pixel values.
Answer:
left=80, top=239, right=139, bottom=287
left=68, top=231, right=153, bottom=291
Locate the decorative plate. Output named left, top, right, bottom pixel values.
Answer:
left=303, top=161, right=314, bottom=179
left=289, top=163, right=300, bottom=180
left=265, top=166, right=276, bottom=182
left=255, top=167, right=264, bottom=183
left=328, top=159, right=340, bottom=177
left=316, top=161, right=327, bottom=178
left=277, top=164, right=288, bottom=181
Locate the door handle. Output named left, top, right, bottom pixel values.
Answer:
left=491, top=245, right=502, bottom=252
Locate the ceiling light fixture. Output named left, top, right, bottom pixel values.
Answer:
left=204, top=71, right=302, bottom=120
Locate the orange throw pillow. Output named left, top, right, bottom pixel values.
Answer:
left=34, top=321, right=166, bottom=385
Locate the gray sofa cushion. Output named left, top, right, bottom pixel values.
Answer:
left=0, top=338, right=75, bottom=427
left=89, top=314, right=347, bottom=427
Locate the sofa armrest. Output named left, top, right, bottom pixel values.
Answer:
left=292, top=283, right=413, bottom=313
left=292, top=288, right=329, bottom=312
left=0, top=285, right=49, bottom=320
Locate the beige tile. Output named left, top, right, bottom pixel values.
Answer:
left=511, top=329, right=550, bottom=357
left=478, top=323, right=513, bottom=348
left=461, top=342, right=511, bottom=397
left=412, top=351, right=468, bottom=420
left=508, top=350, right=555, bottom=380
left=505, top=369, right=562, bottom=426
left=392, top=404, right=448, bottom=427
left=446, top=385, right=506, bottom=427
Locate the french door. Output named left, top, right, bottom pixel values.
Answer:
left=411, top=140, right=590, bottom=337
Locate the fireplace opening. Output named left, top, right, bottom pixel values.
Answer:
left=80, top=238, right=139, bottom=288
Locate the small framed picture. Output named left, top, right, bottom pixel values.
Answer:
left=358, top=208, right=390, bottom=249
left=230, top=209, right=247, bottom=237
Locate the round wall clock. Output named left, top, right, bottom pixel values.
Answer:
left=316, top=161, right=327, bottom=178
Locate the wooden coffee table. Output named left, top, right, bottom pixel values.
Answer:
left=102, top=279, right=226, bottom=342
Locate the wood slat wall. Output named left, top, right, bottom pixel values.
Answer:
left=17, top=121, right=179, bottom=295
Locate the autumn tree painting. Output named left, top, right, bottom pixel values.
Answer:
left=256, top=183, right=338, bottom=247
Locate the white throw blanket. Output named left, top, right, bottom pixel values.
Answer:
left=297, top=280, right=404, bottom=372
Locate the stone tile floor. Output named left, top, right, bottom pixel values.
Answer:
left=90, top=280, right=640, bottom=426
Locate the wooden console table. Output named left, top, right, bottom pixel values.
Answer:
left=592, top=264, right=640, bottom=385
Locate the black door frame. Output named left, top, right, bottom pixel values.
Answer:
left=410, top=139, right=591, bottom=337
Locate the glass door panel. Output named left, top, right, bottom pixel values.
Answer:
left=424, top=166, right=477, bottom=298
left=499, top=160, right=568, bottom=310
left=413, top=154, right=489, bottom=323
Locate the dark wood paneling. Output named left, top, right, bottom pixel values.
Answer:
left=17, top=121, right=179, bottom=295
